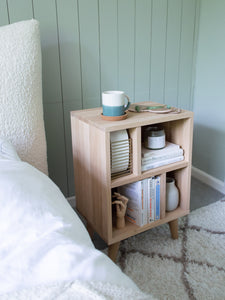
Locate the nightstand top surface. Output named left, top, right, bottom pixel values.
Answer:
left=71, top=102, right=193, bottom=132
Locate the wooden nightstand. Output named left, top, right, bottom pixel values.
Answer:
left=71, top=102, right=193, bottom=261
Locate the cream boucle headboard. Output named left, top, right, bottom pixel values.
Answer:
left=0, top=19, right=48, bottom=175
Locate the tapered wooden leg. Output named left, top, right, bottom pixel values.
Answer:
left=86, top=222, right=94, bottom=240
left=168, top=218, right=178, bottom=239
left=108, top=242, right=120, bottom=262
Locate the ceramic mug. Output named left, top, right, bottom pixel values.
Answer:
left=102, top=91, right=130, bottom=116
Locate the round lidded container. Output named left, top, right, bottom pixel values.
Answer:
left=144, top=126, right=165, bottom=150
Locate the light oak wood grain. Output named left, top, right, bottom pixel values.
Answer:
left=168, top=219, right=179, bottom=239
left=71, top=102, right=193, bottom=258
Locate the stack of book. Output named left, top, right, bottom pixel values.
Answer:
left=117, top=176, right=160, bottom=227
left=141, top=141, right=184, bottom=171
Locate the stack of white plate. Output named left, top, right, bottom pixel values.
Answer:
left=110, top=130, right=130, bottom=174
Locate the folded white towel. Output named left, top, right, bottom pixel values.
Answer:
left=0, top=19, right=48, bottom=175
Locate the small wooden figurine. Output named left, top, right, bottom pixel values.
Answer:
left=112, top=192, right=128, bottom=229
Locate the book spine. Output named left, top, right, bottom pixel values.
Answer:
left=150, top=177, right=155, bottom=221
left=141, top=180, right=145, bottom=226
left=142, top=179, right=148, bottom=225
left=155, top=176, right=160, bottom=220
left=147, top=178, right=150, bottom=222
left=126, top=207, right=142, bottom=227
left=147, top=177, right=152, bottom=223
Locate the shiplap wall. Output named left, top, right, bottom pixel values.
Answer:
left=0, top=0, right=199, bottom=197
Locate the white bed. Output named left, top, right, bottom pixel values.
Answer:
left=0, top=139, right=151, bottom=299
left=0, top=19, right=152, bottom=299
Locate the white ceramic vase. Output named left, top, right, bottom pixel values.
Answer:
left=166, top=177, right=179, bottom=211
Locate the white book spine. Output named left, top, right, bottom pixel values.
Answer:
left=150, top=177, right=155, bottom=221
left=147, top=177, right=152, bottom=223
left=141, top=180, right=145, bottom=226
left=143, top=179, right=148, bottom=225
left=155, top=176, right=160, bottom=220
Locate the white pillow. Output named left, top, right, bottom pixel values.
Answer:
left=0, top=19, right=48, bottom=175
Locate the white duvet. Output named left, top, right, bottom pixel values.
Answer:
left=0, top=141, right=144, bottom=298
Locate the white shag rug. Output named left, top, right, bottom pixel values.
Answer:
left=115, top=198, right=225, bottom=300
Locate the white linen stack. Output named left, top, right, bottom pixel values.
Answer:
left=141, top=141, right=184, bottom=171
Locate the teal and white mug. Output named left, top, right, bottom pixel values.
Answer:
left=102, top=91, right=130, bottom=116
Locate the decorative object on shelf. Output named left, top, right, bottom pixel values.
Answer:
left=110, top=130, right=132, bottom=178
left=112, top=192, right=128, bottom=229
left=128, top=104, right=181, bottom=114
left=102, top=90, right=130, bottom=117
left=166, top=177, right=179, bottom=211
left=143, top=126, right=165, bottom=150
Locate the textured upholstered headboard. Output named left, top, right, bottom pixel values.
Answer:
left=0, top=19, right=48, bottom=175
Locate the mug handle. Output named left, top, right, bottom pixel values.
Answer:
left=124, top=94, right=130, bottom=111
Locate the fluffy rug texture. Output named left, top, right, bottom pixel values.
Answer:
left=115, top=199, right=225, bottom=300
left=0, top=19, right=48, bottom=175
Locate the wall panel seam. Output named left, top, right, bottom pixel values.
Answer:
left=77, top=0, right=84, bottom=109
left=116, top=0, right=119, bottom=90
left=149, top=0, right=153, bottom=100
left=133, top=0, right=136, bottom=100
left=190, top=0, right=199, bottom=111
left=97, top=0, right=102, bottom=103
left=177, top=0, right=184, bottom=108
left=55, top=0, right=69, bottom=195
left=163, top=0, right=169, bottom=105
left=6, top=0, right=10, bottom=23
left=31, top=0, right=34, bottom=18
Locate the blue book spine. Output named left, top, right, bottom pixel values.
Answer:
left=155, top=176, right=160, bottom=220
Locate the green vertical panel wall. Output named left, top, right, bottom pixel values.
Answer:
left=134, top=0, right=152, bottom=102
left=118, top=0, right=135, bottom=100
left=56, top=0, right=82, bottom=105
left=33, top=0, right=68, bottom=195
left=150, top=0, right=167, bottom=103
left=7, top=0, right=33, bottom=22
left=178, top=0, right=197, bottom=110
left=43, top=103, right=67, bottom=194
left=56, top=0, right=83, bottom=196
left=0, top=0, right=9, bottom=26
left=99, top=0, right=118, bottom=92
left=33, top=0, right=62, bottom=104
left=78, top=0, right=101, bottom=109
left=1, top=0, right=199, bottom=197
left=164, top=0, right=182, bottom=107
left=193, top=0, right=225, bottom=182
